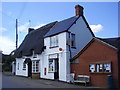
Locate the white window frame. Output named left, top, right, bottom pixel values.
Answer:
left=32, top=60, right=39, bottom=73
left=23, top=62, right=26, bottom=70
left=50, top=36, right=58, bottom=47
left=48, top=54, right=58, bottom=72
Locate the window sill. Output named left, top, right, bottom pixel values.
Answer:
left=49, top=46, right=59, bottom=49
left=32, top=72, right=40, bottom=74
left=48, top=71, right=54, bottom=73
left=90, top=72, right=112, bottom=74
left=71, top=46, right=76, bottom=49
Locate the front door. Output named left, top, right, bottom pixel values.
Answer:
left=28, top=61, right=32, bottom=77
left=54, top=58, right=59, bottom=79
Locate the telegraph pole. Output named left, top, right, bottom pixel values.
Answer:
left=16, top=19, right=18, bottom=49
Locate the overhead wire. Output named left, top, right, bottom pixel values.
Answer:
left=1, top=2, right=29, bottom=51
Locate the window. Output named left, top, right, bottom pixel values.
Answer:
left=104, top=63, right=111, bottom=72
left=89, top=62, right=111, bottom=73
left=89, top=64, right=95, bottom=72
left=32, top=61, right=39, bottom=73
left=50, top=36, right=58, bottom=47
left=71, top=58, right=79, bottom=64
left=18, top=63, right=19, bottom=70
left=49, top=59, right=54, bottom=72
left=23, top=63, right=26, bottom=70
left=48, top=54, right=58, bottom=72
left=96, top=64, right=103, bottom=72
left=71, top=34, right=76, bottom=48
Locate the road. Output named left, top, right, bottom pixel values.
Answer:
left=2, top=73, right=92, bottom=88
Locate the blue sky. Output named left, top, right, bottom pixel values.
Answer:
left=0, top=2, right=118, bottom=54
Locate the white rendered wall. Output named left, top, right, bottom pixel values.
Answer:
left=42, top=32, right=68, bottom=81
left=16, top=58, right=28, bottom=77
left=15, top=54, right=41, bottom=77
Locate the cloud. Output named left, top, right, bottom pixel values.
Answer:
left=0, top=36, right=15, bottom=54
left=33, top=24, right=46, bottom=29
left=0, top=27, right=7, bottom=32
left=18, top=22, right=46, bottom=33
left=90, top=24, right=103, bottom=33
left=18, top=22, right=30, bottom=32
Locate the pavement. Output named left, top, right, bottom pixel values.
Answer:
left=2, top=72, right=99, bottom=88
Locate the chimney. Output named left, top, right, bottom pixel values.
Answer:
left=75, top=5, right=84, bottom=16
left=28, top=28, right=34, bottom=33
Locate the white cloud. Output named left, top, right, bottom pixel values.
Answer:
left=18, top=22, right=46, bottom=33
left=90, top=24, right=103, bottom=33
left=33, top=24, right=46, bottom=29
left=18, top=22, right=29, bottom=32
left=0, top=27, right=7, bottom=31
left=0, top=36, right=15, bottom=54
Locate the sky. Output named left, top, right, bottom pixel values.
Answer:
left=0, top=2, right=119, bottom=54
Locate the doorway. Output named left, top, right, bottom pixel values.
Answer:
left=54, top=58, right=59, bottom=79
left=24, top=58, right=32, bottom=77
left=28, top=61, right=32, bottom=77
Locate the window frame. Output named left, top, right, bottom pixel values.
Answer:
left=50, top=35, right=58, bottom=48
left=48, top=59, right=55, bottom=73
left=23, top=62, right=26, bottom=70
left=71, top=33, right=76, bottom=48
left=32, top=60, right=39, bottom=73
left=89, top=61, right=112, bottom=74
left=48, top=54, right=58, bottom=73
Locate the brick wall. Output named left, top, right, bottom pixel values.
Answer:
left=71, top=40, right=119, bottom=88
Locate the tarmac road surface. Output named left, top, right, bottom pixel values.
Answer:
left=2, top=72, right=97, bottom=88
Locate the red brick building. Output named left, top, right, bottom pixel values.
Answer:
left=70, top=37, right=120, bottom=88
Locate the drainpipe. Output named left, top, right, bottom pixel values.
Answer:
left=68, top=31, right=72, bottom=59
left=67, top=31, right=72, bottom=82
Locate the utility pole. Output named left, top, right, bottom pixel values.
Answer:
left=16, top=19, right=18, bottom=49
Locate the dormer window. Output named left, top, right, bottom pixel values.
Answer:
left=50, top=36, right=58, bottom=48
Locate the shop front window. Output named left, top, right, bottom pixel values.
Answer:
left=48, top=54, right=58, bottom=72
left=49, top=59, right=54, bottom=72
